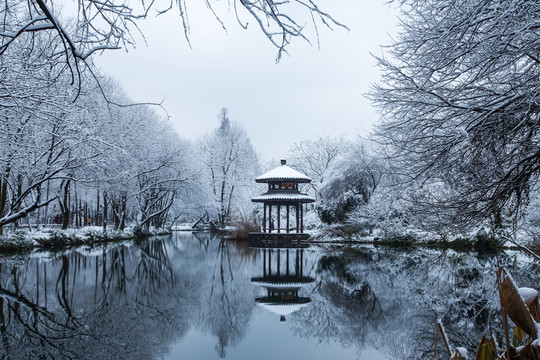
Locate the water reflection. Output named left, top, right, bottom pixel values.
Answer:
left=0, top=233, right=538, bottom=359
left=252, top=248, right=314, bottom=322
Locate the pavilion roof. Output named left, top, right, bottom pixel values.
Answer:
left=256, top=302, right=311, bottom=317
left=251, top=276, right=315, bottom=288
left=255, top=163, right=311, bottom=183
left=251, top=193, right=315, bottom=203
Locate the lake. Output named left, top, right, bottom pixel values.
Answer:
left=0, top=232, right=537, bottom=359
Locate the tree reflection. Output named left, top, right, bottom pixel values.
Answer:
left=289, top=247, right=538, bottom=359
left=199, top=239, right=256, bottom=358
left=0, top=236, right=537, bottom=359
left=288, top=249, right=387, bottom=349
left=135, top=238, right=175, bottom=295
left=0, top=238, right=194, bottom=359
left=0, top=261, right=82, bottom=358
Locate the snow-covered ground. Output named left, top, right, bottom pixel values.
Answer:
left=0, top=226, right=171, bottom=252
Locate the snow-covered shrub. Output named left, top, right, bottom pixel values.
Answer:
left=133, top=224, right=150, bottom=240
left=378, top=215, right=408, bottom=239
left=0, top=231, right=34, bottom=252
left=302, top=208, right=322, bottom=230
left=318, top=193, right=361, bottom=224
left=318, top=159, right=380, bottom=225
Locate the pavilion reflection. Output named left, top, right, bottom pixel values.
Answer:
left=251, top=246, right=314, bottom=322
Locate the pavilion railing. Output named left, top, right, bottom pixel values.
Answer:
left=248, top=232, right=310, bottom=248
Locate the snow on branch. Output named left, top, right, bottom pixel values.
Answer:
left=0, top=189, right=57, bottom=227
left=2, top=0, right=345, bottom=66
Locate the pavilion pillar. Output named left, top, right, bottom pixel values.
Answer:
left=277, top=250, right=280, bottom=276
left=263, top=203, right=267, bottom=233
left=295, top=204, right=299, bottom=233
left=300, top=249, right=304, bottom=275
left=269, top=204, right=272, bottom=232
left=286, top=249, right=290, bottom=276
left=277, top=205, right=281, bottom=233
left=300, top=204, right=304, bottom=232
left=269, top=249, right=272, bottom=275
left=295, top=250, right=299, bottom=275
left=263, top=249, right=267, bottom=277
left=286, top=205, right=290, bottom=233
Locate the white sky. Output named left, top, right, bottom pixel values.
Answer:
left=94, top=1, right=398, bottom=163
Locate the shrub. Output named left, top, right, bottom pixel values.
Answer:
left=0, top=231, right=34, bottom=253
left=227, top=212, right=260, bottom=240
left=133, top=224, right=150, bottom=241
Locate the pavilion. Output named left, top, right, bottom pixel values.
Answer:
left=249, top=159, right=315, bottom=248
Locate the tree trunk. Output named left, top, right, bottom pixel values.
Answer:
left=0, top=173, right=8, bottom=236
left=96, top=187, right=100, bottom=226
left=219, top=180, right=226, bottom=227
left=43, top=181, right=50, bottom=226
left=102, top=191, right=108, bottom=232
left=13, top=174, right=23, bottom=229
left=59, top=179, right=71, bottom=230
left=84, top=202, right=88, bottom=227
left=79, top=199, right=82, bottom=228
left=36, top=206, right=41, bottom=228
left=226, top=184, right=235, bottom=228
left=112, top=196, right=120, bottom=231
left=75, top=190, right=79, bottom=229
left=119, top=193, right=126, bottom=231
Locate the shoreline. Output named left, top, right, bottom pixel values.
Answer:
left=0, top=227, right=173, bottom=254
left=0, top=227, right=538, bottom=256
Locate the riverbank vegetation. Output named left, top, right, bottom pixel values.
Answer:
left=0, top=226, right=173, bottom=253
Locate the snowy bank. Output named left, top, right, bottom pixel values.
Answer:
left=0, top=226, right=172, bottom=253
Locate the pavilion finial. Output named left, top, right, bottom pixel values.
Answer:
left=280, top=159, right=286, bottom=165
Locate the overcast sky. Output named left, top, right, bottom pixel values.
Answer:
left=95, top=1, right=398, bottom=163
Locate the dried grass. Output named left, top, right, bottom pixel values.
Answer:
left=226, top=212, right=260, bottom=240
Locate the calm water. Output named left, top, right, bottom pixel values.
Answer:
left=0, top=232, right=538, bottom=359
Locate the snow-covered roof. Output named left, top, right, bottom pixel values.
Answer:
left=255, top=161, right=311, bottom=183
left=251, top=277, right=315, bottom=289
left=251, top=193, right=315, bottom=203
left=256, top=302, right=311, bottom=317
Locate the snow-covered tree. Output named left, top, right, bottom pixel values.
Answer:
left=77, top=83, right=198, bottom=230
left=371, top=0, right=540, bottom=233
left=198, top=108, right=259, bottom=227
left=132, top=113, right=196, bottom=229
left=288, top=135, right=348, bottom=201
left=317, top=139, right=382, bottom=225
left=0, top=44, right=198, bottom=233
left=0, top=32, right=91, bottom=233
left=1, top=0, right=345, bottom=75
